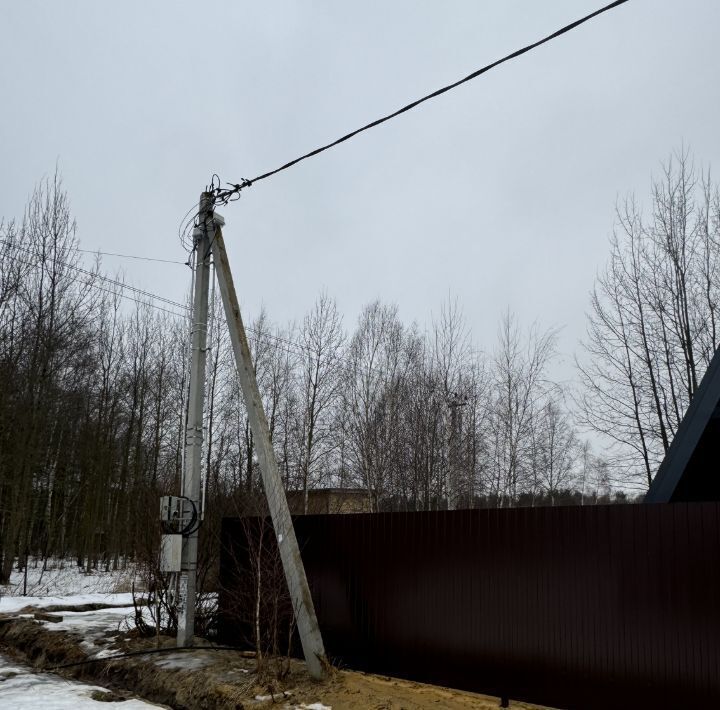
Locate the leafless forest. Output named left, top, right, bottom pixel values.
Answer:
left=1, top=149, right=718, bottom=583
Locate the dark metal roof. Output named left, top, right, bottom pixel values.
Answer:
left=646, top=346, right=720, bottom=503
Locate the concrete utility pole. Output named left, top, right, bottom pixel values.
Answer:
left=210, top=217, right=327, bottom=680
left=176, top=192, right=212, bottom=647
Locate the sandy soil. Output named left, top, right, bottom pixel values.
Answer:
left=307, top=669, right=549, bottom=709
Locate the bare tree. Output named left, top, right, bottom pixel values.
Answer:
left=344, top=301, right=406, bottom=511
left=295, top=292, right=345, bottom=512
left=578, top=148, right=720, bottom=489
left=533, top=400, right=577, bottom=505
left=487, top=311, right=559, bottom=506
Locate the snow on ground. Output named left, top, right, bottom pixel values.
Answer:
left=2, top=558, right=139, bottom=598
left=0, top=566, right=164, bottom=707
left=0, top=561, right=335, bottom=709
left=0, top=654, right=163, bottom=708
left=40, top=604, right=154, bottom=656
left=154, top=652, right=213, bottom=670
left=0, top=591, right=138, bottom=614
left=1, top=558, right=146, bottom=624
left=1, top=558, right=152, bottom=660
left=0, top=597, right=154, bottom=662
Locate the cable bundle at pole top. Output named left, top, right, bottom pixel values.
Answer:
left=203, top=0, right=629, bottom=212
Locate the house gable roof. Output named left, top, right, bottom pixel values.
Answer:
left=646, top=346, right=720, bottom=503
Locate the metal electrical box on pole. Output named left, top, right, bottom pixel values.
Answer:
left=210, top=217, right=327, bottom=680
left=176, top=192, right=212, bottom=647
left=160, top=534, right=183, bottom=572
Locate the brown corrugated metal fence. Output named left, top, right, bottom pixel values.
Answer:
left=219, top=503, right=720, bottom=709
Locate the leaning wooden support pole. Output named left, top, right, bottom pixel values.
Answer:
left=210, top=222, right=327, bottom=680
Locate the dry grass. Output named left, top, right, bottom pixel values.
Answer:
left=0, top=617, right=86, bottom=668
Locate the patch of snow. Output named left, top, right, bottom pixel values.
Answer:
left=35, top=605, right=139, bottom=653
left=46, top=605, right=143, bottom=629
left=292, top=704, right=332, bottom=710
left=252, top=690, right=294, bottom=703
left=0, top=591, right=140, bottom=614
left=30, top=602, right=156, bottom=661
left=91, top=646, right=125, bottom=659
left=1, top=591, right=155, bottom=665
left=0, top=654, right=162, bottom=708
left=154, top=653, right=212, bottom=670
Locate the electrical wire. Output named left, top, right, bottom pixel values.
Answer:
left=160, top=495, right=200, bottom=536
left=76, top=247, right=188, bottom=266
left=10, top=253, right=188, bottom=319
left=68, top=263, right=188, bottom=311
left=1, top=238, right=189, bottom=312
left=212, top=0, right=630, bottom=204
left=8, top=248, right=448, bottom=383
left=178, top=201, right=201, bottom=252
left=5, top=240, right=465, bottom=379
left=76, top=281, right=187, bottom=319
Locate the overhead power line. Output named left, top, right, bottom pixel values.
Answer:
left=10, top=254, right=188, bottom=318
left=212, top=0, right=630, bottom=204
left=3, top=244, right=479, bottom=379
left=2, top=237, right=189, bottom=314
left=77, top=280, right=188, bottom=318
left=9, top=252, right=472, bottom=384
left=67, top=262, right=188, bottom=311
left=76, top=247, right=188, bottom=266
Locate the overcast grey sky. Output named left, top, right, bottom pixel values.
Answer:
left=2, top=0, right=719, bottom=379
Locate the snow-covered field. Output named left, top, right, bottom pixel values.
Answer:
left=1, top=560, right=144, bottom=623
left=2, top=558, right=139, bottom=598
